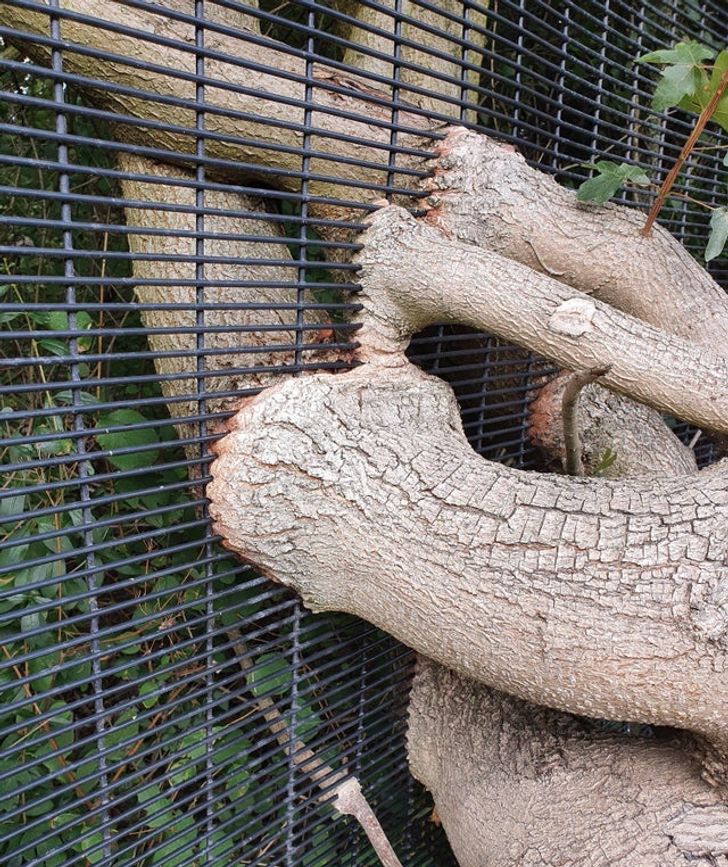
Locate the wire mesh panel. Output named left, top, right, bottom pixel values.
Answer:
left=0, top=1, right=726, bottom=865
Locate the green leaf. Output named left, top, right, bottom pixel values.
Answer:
left=577, top=161, right=651, bottom=205
left=706, top=207, right=728, bottom=262
left=139, top=679, right=159, bottom=708
left=639, top=41, right=715, bottom=66
left=639, top=42, right=715, bottom=111
left=707, top=50, right=728, bottom=133
left=37, top=337, right=68, bottom=357
left=678, top=49, right=728, bottom=131
left=651, top=63, right=708, bottom=111
left=95, top=409, right=160, bottom=471
left=247, top=653, right=291, bottom=698
left=78, top=829, right=105, bottom=865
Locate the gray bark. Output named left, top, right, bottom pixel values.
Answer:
left=356, top=205, right=728, bottom=436
left=118, top=152, right=336, bottom=446
left=408, top=658, right=728, bottom=867
left=528, top=372, right=697, bottom=478
left=208, top=359, right=728, bottom=752
left=425, top=128, right=728, bottom=350
left=331, top=0, right=487, bottom=120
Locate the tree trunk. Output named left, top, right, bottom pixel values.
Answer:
left=408, top=658, right=728, bottom=867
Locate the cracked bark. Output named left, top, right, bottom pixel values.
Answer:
left=408, top=659, right=728, bottom=867
left=406, top=359, right=724, bottom=867
left=118, top=152, right=326, bottom=441
left=208, top=354, right=728, bottom=753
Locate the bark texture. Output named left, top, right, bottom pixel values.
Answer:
left=408, top=658, right=728, bottom=867
left=424, top=128, right=728, bottom=350
left=331, top=0, right=487, bottom=119
left=405, top=357, right=722, bottom=867
left=528, top=372, right=698, bottom=478
left=2, top=0, right=432, bottom=215
left=356, top=205, right=728, bottom=436
left=9, top=4, right=728, bottom=860
left=118, top=152, right=336, bottom=444
left=208, top=359, right=728, bottom=752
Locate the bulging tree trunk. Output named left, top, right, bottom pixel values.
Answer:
left=408, top=659, right=728, bottom=867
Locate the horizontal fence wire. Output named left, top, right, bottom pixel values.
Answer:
left=0, top=0, right=726, bottom=865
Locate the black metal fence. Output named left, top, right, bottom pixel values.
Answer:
left=0, top=1, right=726, bottom=865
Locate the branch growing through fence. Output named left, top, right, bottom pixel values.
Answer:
left=225, top=628, right=403, bottom=867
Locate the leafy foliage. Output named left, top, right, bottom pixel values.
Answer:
left=0, top=67, right=370, bottom=867
left=577, top=40, right=728, bottom=262
left=638, top=42, right=715, bottom=111
left=576, top=162, right=650, bottom=205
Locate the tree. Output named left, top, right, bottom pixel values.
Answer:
left=4, top=2, right=728, bottom=864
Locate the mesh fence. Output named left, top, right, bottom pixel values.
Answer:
left=0, top=1, right=726, bottom=865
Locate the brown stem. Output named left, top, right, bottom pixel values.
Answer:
left=561, top=366, right=612, bottom=476
left=334, top=778, right=405, bottom=867
left=641, top=68, right=728, bottom=237
left=226, top=629, right=403, bottom=867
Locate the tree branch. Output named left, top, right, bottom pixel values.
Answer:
left=408, top=658, right=728, bottom=867
left=208, top=357, right=728, bottom=753
left=356, top=205, right=728, bottom=436
left=0, top=0, right=431, bottom=213
left=424, top=128, right=728, bottom=351
left=561, top=365, right=612, bottom=476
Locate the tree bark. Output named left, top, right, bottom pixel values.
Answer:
left=7, top=4, right=728, bottom=862
left=356, top=205, right=728, bottom=436
left=208, top=357, right=728, bottom=752
left=425, top=127, right=728, bottom=350
left=528, top=371, right=697, bottom=478
left=117, top=152, right=344, bottom=447
left=408, top=658, right=728, bottom=867
left=1, top=0, right=432, bottom=217
left=331, top=0, right=487, bottom=120
left=404, top=348, right=724, bottom=867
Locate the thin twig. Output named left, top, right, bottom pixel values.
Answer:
left=226, top=629, right=404, bottom=867
left=641, top=68, right=728, bottom=237
left=561, top=366, right=612, bottom=476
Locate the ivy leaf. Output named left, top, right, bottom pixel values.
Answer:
left=576, top=161, right=651, bottom=205
left=639, top=42, right=715, bottom=111
left=706, top=207, right=728, bottom=262
left=247, top=653, right=291, bottom=698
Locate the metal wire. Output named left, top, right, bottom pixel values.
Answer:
left=1, top=1, right=726, bottom=865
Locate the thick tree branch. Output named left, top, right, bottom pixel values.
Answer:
left=424, top=128, right=728, bottom=350
left=331, top=0, right=487, bottom=120
left=208, top=358, right=728, bottom=752
left=1, top=0, right=431, bottom=214
left=408, top=659, right=728, bottom=867
left=117, top=152, right=344, bottom=447
left=356, top=205, right=728, bottom=436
